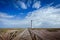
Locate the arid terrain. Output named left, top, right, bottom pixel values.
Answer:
left=0, top=28, right=60, bottom=40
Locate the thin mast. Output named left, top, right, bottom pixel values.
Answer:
left=31, top=20, right=32, bottom=28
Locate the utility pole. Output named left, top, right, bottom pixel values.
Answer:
left=31, top=20, right=32, bottom=28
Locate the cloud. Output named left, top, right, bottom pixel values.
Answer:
left=16, top=1, right=27, bottom=9
left=26, top=0, right=32, bottom=7
left=32, top=1, right=41, bottom=9
left=26, top=7, right=60, bottom=28
left=0, top=4, right=60, bottom=28
left=0, top=13, right=30, bottom=28
left=0, top=18, right=30, bottom=28
left=0, top=13, right=15, bottom=18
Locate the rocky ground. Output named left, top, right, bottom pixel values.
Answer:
left=0, top=28, right=60, bottom=40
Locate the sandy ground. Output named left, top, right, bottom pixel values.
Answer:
left=0, top=29, right=60, bottom=40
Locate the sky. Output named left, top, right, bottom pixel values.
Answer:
left=0, top=0, right=60, bottom=28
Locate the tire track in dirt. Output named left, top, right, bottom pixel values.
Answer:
left=31, top=30, right=60, bottom=40
left=0, top=29, right=60, bottom=40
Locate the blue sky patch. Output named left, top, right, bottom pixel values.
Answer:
left=0, top=0, right=60, bottom=28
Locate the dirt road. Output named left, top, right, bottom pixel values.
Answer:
left=0, top=29, right=60, bottom=40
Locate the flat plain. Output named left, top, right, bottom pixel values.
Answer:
left=0, top=28, right=60, bottom=40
